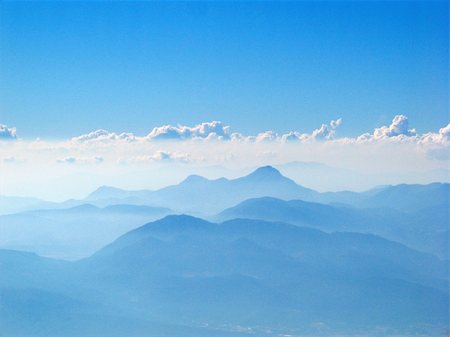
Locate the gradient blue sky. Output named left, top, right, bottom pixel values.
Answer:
left=1, top=1, right=448, bottom=139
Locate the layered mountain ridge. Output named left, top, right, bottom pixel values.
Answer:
left=1, top=215, right=448, bottom=337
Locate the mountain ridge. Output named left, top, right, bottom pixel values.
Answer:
left=82, top=166, right=449, bottom=213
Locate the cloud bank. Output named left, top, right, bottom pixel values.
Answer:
left=3, top=115, right=449, bottom=148
left=1, top=115, right=448, bottom=200
left=59, top=115, right=450, bottom=149
left=1, top=115, right=449, bottom=169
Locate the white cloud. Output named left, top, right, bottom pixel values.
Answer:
left=311, top=123, right=335, bottom=140
left=146, top=121, right=231, bottom=141
left=5, top=115, right=449, bottom=174
left=0, top=124, right=17, bottom=140
left=330, top=118, right=343, bottom=129
left=2, top=115, right=449, bottom=200
left=70, top=119, right=346, bottom=145
left=72, top=129, right=136, bottom=143
left=279, top=118, right=343, bottom=142
left=280, top=131, right=302, bottom=142
left=420, top=123, right=450, bottom=146
left=373, top=115, right=417, bottom=139
left=351, top=115, right=450, bottom=161
left=255, top=131, right=278, bottom=142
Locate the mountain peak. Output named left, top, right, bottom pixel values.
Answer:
left=93, top=185, right=121, bottom=193
left=181, top=174, right=209, bottom=184
left=129, top=214, right=213, bottom=236
left=86, top=185, right=126, bottom=200
left=248, top=166, right=283, bottom=178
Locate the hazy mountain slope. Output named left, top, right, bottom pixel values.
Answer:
left=83, top=166, right=448, bottom=214
left=217, top=197, right=449, bottom=257
left=1, top=215, right=448, bottom=336
left=356, top=182, right=449, bottom=211
left=2, top=168, right=447, bottom=260
left=0, top=204, right=172, bottom=260
left=0, top=196, right=57, bottom=215
left=0, top=249, right=247, bottom=337
left=79, top=215, right=448, bottom=335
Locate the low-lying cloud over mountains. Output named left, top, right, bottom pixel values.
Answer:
left=1, top=115, right=449, bottom=200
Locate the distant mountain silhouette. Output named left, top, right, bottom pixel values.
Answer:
left=83, top=166, right=449, bottom=214
left=0, top=195, right=57, bottom=215
left=356, top=182, right=449, bottom=211
left=217, top=196, right=449, bottom=258
left=85, top=166, right=318, bottom=214
left=0, top=204, right=172, bottom=260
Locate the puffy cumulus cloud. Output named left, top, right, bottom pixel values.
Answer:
left=71, top=121, right=232, bottom=144
left=370, top=115, right=417, bottom=140
left=72, top=129, right=136, bottom=143
left=0, top=124, right=17, bottom=140
left=279, top=118, right=343, bottom=142
left=255, top=131, right=278, bottom=142
left=69, top=118, right=345, bottom=144
left=280, top=131, right=302, bottom=142
left=311, top=123, right=336, bottom=140
left=68, top=116, right=444, bottom=147
left=146, top=121, right=231, bottom=141
left=417, top=123, right=450, bottom=161
left=420, top=123, right=450, bottom=146
left=354, top=115, right=450, bottom=151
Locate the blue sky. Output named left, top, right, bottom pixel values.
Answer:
left=1, top=1, right=448, bottom=139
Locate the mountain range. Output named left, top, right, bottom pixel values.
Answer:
left=84, top=166, right=449, bottom=214
left=217, top=196, right=449, bottom=258
left=1, top=215, right=448, bottom=337
left=2, top=166, right=448, bottom=216
left=0, top=166, right=448, bottom=260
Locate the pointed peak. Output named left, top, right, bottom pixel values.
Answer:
left=248, top=166, right=282, bottom=178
